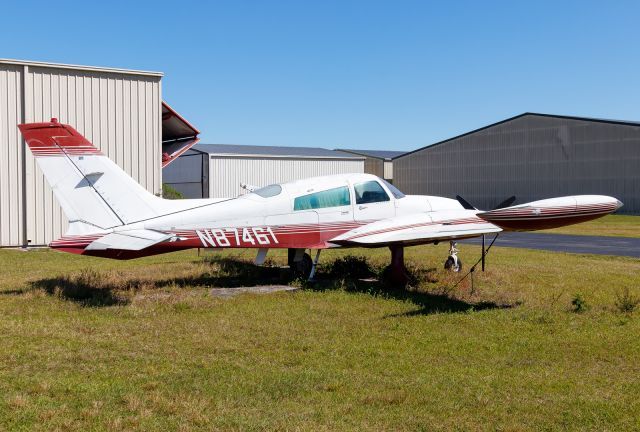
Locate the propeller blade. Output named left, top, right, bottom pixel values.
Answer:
left=456, top=195, right=477, bottom=210
left=493, top=196, right=516, bottom=210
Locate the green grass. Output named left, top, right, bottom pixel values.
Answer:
left=539, top=214, right=640, bottom=238
left=1, top=245, right=640, bottom=431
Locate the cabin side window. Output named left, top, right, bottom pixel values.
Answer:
left=293, top=186, right=351, bottom=211
left=354, top=181, right=390, bottom=204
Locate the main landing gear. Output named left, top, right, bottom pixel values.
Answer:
left=386, top=241, right=464, bottom=286
left=444, top=241, right=462, bottom=272
left=387, top=245, right=411, bottom=285
left=288, top=248, right=321, bottom=280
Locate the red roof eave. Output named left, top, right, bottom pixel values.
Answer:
left=161, top=101, right=200, bottom=167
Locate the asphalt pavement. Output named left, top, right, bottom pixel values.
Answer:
left=460, top=232, right=640, bottom=258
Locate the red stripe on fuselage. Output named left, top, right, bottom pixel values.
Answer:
left=49, top=221, right=371, bottom=259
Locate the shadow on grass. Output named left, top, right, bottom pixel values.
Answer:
left=24, top=258, right=293, bottom=307
left=313, top=255, right=514, bottom=316
left=21, top=256, right=514, bottom=313
left=307, top=276, right=513, bottom=317
left=30, top=274, right=130, bottom=307
left=167, top=257, right=293, bottom=288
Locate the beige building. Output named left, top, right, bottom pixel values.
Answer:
left=164, top=144, right=365, bottom=199
left=0, top=59, right=197, bottom=247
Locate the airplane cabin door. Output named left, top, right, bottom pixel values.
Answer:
left=352, top=180, right=396, bottom=223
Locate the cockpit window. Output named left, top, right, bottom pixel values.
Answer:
left=294, top=186, right=351, bottom=210
left=254, top=184, right=282, bottom=198
left=354, top=181, right=390, bottom=204
left=381, top=179, right=405, bottom=199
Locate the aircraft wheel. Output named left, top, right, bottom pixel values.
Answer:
left=444, top=256, right=462, bottom=272
left=291, top=252, right=313, bottom=279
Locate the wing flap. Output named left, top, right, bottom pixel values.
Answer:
left=331, top=211, right=501, bottom=247
left=86, top=230, right=172, bottom=251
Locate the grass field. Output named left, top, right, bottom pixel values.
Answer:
left=1, top=244, right=639, bottom=431
left=539, top=214, right=639, bottom=238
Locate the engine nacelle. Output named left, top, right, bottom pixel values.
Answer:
left=477, top=195, right=622, bottom=231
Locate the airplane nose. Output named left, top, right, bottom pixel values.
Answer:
left=615, top=199, right=624, bottom=210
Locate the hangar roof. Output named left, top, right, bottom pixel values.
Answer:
left=397, top=112, right=640, bottom=159
left=0, top=58, right=162, bottom=77
left=191, top=144, right=365, bottom=160
left=335, top=149, right=406, bottom=160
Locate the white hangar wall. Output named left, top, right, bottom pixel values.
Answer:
left=0, top=59, right=162, bottom=247
left=208, top=157, right=365, bottom=198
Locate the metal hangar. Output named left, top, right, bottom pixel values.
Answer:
left=0, top=59, right=199, bottom=247
left=393, top=113, right=640, bottom=214
left=163, top=144, right=365, bottom=199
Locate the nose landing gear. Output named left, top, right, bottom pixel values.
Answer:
left=444, top=241, right=462, bottom=272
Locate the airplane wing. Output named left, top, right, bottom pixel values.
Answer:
left=331, top=211, right=500, bottom=247
left=85, top=229, right=174, bottom=251
left=332, top=195, right=622, bottom=247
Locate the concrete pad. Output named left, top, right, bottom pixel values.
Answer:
left=210, top=285, right=299, bottom=298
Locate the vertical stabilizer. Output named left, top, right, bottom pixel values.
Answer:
left=19, top=119, right=166, bottom=233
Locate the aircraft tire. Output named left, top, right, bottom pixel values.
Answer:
left=444, top=256, right=462, bottom=272
left=291, top=252, right=313, bottom=279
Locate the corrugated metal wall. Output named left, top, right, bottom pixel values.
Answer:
left=394, top=115, right=640, bottom=214
left=0, top=65, right=24, bottom=246
left=363, top=158, right=384, bottom=178
left=209, top=157, right=364, bottom=198
left=162, top=151, right=209, bottom=198
left=0, top=61, right=162, bottom=246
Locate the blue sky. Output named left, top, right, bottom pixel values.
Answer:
left=2, top=1, right=639, bottom=151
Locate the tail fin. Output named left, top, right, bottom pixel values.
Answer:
left=19, top=119, right=165, bottom=234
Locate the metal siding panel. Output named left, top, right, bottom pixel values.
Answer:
left=153, top=80, right=161, bottom=194
left=0, top=65, right=24, bottom=246
left=114, top=78, right=123, bottom=167
left=145, top=80, right=156, bottom=194
left=383, top=161, right=393, bottom=180
left=107, top=77, right=116, bottom=160
left=122, top=78, right=132, bottom=173
left=137, top=80, right=146, bottom=190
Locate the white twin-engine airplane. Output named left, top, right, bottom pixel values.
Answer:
left=19, top=119, right=623, bottom=281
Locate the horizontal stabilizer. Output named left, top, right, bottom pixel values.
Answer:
left=86, top=230, right=172, bottom=251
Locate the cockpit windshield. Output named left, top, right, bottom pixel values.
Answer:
left=381, top=179, right=405, bottom=199
left=253, top=184, right=282, bottom=198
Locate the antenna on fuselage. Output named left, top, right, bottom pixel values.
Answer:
left=240, top=183, right=258, bottom=192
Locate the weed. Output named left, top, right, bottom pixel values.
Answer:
left=571, top=293, right=589, bottom=313
left=614, top=287, right=640, bottom=314
left=322, top=254, right=377, bottom=279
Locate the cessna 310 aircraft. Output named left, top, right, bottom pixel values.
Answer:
left=18, top=119, right=623, bottom=282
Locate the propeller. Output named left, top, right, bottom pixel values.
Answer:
left=455, top=195, right=476, bottom=210
left=493, top=196, right=516, bottom=210
left=456, top=195, right=517, bottom=211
